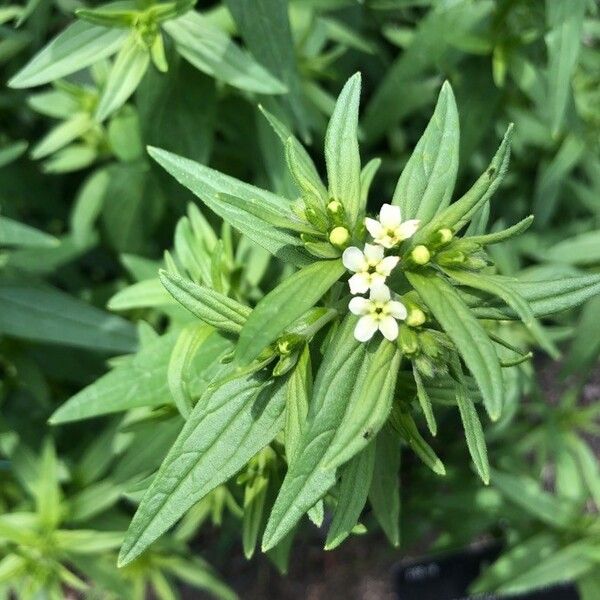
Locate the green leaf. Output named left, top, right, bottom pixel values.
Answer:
left=160, top=557, right=237, bottom=600
left=148, top=146, right=310, bottom=267
left=545, top=0, right=586, bottom=135
left=445, top=269, right=559, bottom=359
left=360, top=158, right=381, bottom=205
left=31, top=113, right=91, bottom=160
left=323, top=339, right=401, bottom=470
left=0, top=554, right=27, bottom=584
left=0, top=216, right=59, bottom=248
left=35, top=439, right=62, bottom=530
left=392, top=81, right=459, bottom=223
left=470, top=532, right=558, bottom=594
left=168, top=324, right=214, bottom=419
left=96, top=33, right=150, bottom=122
left=390, top=407, right=445, bottom=476
left=160, top=271, right=250, bottom=334
left=118, top=370, right=289, bottom=566
left=413, top=124, right=513, bottom=245
left=455, top=379, right=489, bottom=484
left=242, top=472, right=269, bottom=559
left=324, top=443, right=375, bottom=550
left=54, top=530, right=123, bottom=554
left=258, top=105, right=327, bottom=204
left=545, top=230, right=600, bottom=266
left=368, top=425, right=402, bottom=546
left=325, top=73, right=362, bottom=227
left=70, top=169, right=109, bottom=246
left=490, top=469, right=577, bottom=528
left=284, top=345, right=311, bottom=464
left=225, top=0, right=309, bottom=137
left=164, top=12, right=286, bottom=94
left=465, top=215, right=534, bottom=246
left=406, top=271, right=503, bottom=420
left=235, top=259, right=344, bottom=365
left=49, top=331, right=177, bottom=424
left=466, top=274, right=600, bottom=319
left=108, top=278, right=173, bottom=311
left=0, top=283, right=137, bottom=353
left=412, top=365, right=437, bottom=436
left=8, top=21, right=127, bottom=88
left=262, top=316, right=366, bottom=551
left=497, top=541, right=597, bottom=596
left=566, top=435, right=600, bottom=509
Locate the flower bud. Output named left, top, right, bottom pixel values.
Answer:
left=406, top=307, right=426, bottom=327
left=329, top=226, right=350, bottom=248
left=398, top=325, right=419, bottom=355
left=327, top=200, right=343, bottom=215
left=437, top=228, right=453, bottom=244
left=411, top=245, right=431, bottom=265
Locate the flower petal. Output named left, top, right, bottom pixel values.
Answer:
left=380, top=203, right=402, bottom=227
left=370, top=284, right=390, bottom=303
left=348, top=273, right=369, bottom=295
left=355, top=315, right=378, bottom=342
left=363, top=243, right=384, bottom=264
left=379, top=315, right=399, bottom=341
left=398, top=219, right=421, bottom=240
left=370, top=273, right=387, bottom=288
left=349, top=296, right=371, bottom=315
left=365, top=217, right=384, bottom=239
left=375, top=235, right=395, bottom=249
left=377, top=255, right=400, bottom=275
left=388, top=300, right=408, bottom=320
left=342, top=246, right=367, bottom=272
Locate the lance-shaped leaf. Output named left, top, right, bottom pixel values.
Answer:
left=160, top=271, right=250, bottom=334
left=226, top=0, right=309, bottom=137
left=324, top=444, right=375, bottom=550
left=49, top=331, right=178, bottom=424
left=325, top=73, right=362, bottom=227
left=0, top=283, right=137, bottom=354
left=470, top=532, right=558, bottom=594
left=0, top=216, right=58, bottom=248
left=465, top=273, right=600, bottom=319
left=235, top=259, right=345, bottom=365
left=455, top=379, right=489, bottom=484
left=168, top=324, right=214, bottom=419
left=119, top=370, right=289, bottom=566
left=262, top=316, right=367, bottom=551
left=284, top=345, right=311, bottom=464
left=390, top=407, right=445, bottom=476
left=497, top=541, right=597, bottom=596
left=96, top=33, right=150, bottom=122
left=163, top=12, right=286, bottom=94
left=369, top=425, right=402, bottom=546
left=31, top=113, right=91, bottom=160
left=258, top=106, right=324, bottom=202
left=148, top=147, right=310, bottom=266
left=446, top=269, right=559, bottom=359
left=323, top=339, right=401, bottom=470
left=545, top=230, right=600, bottom=266
left=8, top=21, right=127, bottom=88
left=545, top=0, right=586, bottom=135
left=360, top=158, right=381, bottom=205
left=407, top=271, right=503, bottom=420
left=491, top=469, right=577, bottom=528
left=392, top=81, right=459, bottom=223
left=465, top=215, right=534, bottom=246
left=413, top=125, right=513, bottom=245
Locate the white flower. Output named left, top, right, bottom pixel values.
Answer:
left=349, top=284, right=407, bottom=342
left=365, top=203, right=420, bottom=249
left=342, top=243, right=399, bottom=294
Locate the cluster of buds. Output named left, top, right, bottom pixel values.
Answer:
left=342, top=204, right=421, bottom=342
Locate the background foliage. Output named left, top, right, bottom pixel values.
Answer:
left=1, top=0, right=599, bottom=598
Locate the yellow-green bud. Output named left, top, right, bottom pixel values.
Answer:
left=398, top=325, right=419, bottom=355
left=327, top=200, right=343, bottom=214
left=437, top=228, right=453, bottom=244
left=406, top=307, right=426, bottom=327
left=329, top=226, right=350, bottom=247
left=411, top=245, right=431, bottom=265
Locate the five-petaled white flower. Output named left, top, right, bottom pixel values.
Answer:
left=365, top=203, right=420, bottom=249
left=342, top=243, right=399, bottom=294
left=349, top=284, right=407, bottom=342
